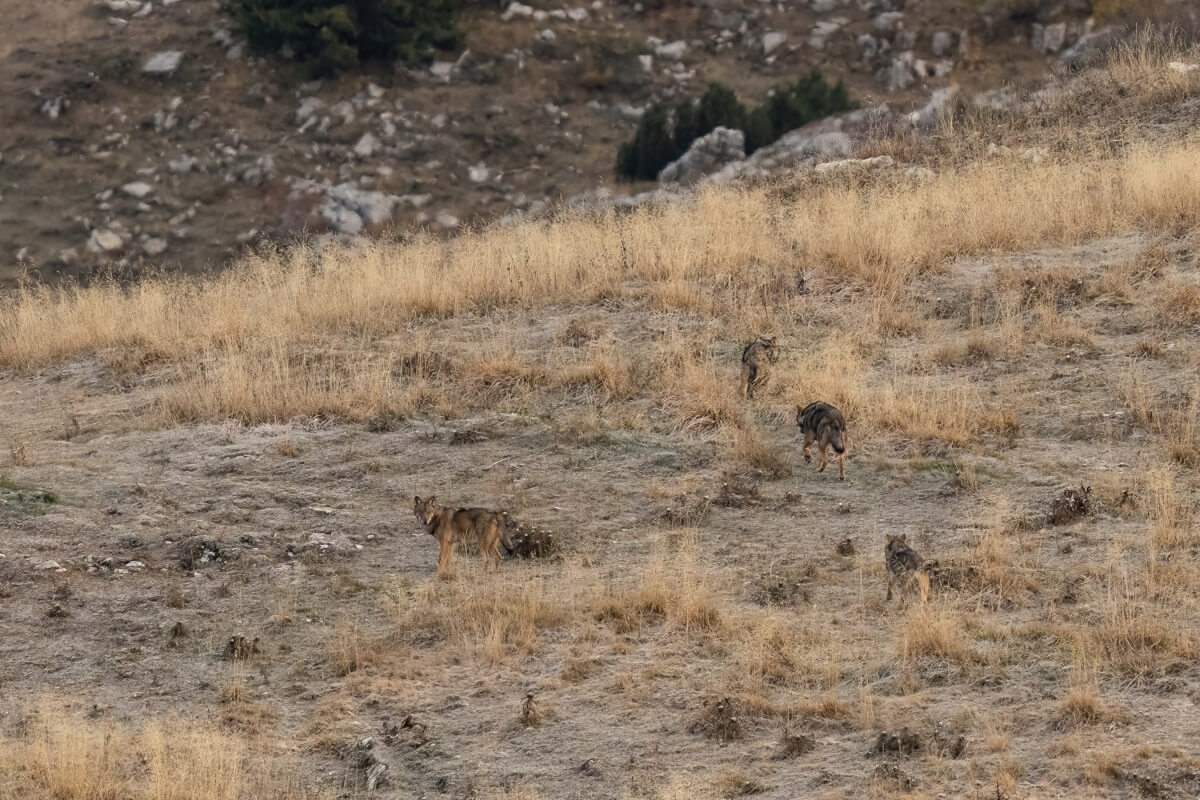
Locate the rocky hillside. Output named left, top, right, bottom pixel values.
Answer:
left=1, top=0, right=1192, bottom=286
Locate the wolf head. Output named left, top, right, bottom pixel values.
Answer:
left=757, top=335, right=778, bottom=360
left=885, top=533, right=907, bottom=553
left=413, top=495, right=441, bottom=528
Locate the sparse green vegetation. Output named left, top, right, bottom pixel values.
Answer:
left=223, top=0, right=461, bottom=76
left=616, top=71, right=855, bottom=180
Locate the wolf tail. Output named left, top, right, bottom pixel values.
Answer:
left=499, top=512, right=516, bottom=556
left=831, top=429, right=846, bottom=454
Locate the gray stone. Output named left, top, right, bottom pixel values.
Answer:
left=168, top=154, right=197, bottom=173
left=810, top=21, right=842, bottom=50
left=142, top=50, right=183, bottom=76
left=873, top=12, right=904, bottom=33
left=468, top=163, right=489, bottom=183
left=501, top=1, right=534, bottom=19
left=814, top=155, right=894, bottom=174
left=296, top=97, right=324, bottom=125
left=658, top=126, right=745, bottom=187
left=655, top=40, right=687, bottom=60
left=122, top=181, right=153, bottom=198
left=886, top=55, right=915, bottom=91
left=931, top=30, right=955, bottom=57
left=809, top=0, right=839, bottom=11
left=566, top=6, right=588, bottom=21
left=762, top=31, right=788, bottom=55
left=143, top=238, right=168, bottom=256
left=33, top=560, right=62, bottom=571
left=353, top=133, right=380, bottom=158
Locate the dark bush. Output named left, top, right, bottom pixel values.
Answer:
left=616, top=102, right=680, bottom=181
left=224, top=0, right=462, bottom=76
left=615, top=71, right=856, bottom=180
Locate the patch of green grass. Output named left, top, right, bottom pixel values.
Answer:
left=0, top=478, right=59, bottom=514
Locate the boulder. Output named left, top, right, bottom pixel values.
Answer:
left=658, top=127, right=746, bottom=187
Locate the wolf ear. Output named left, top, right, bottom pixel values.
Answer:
left=428, top=495, right=437, bottom=505
left=899, top=534, right=907, bottom=543
left=413, top=495, right=421, bottom=505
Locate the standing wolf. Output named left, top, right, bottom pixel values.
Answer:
left=796, top=401, right=847, bottom=480
left=884, top=534, right=928, bottom=606
left=413, top=496, right=514, bottom=574
left=739, top=335, right=778, bottom=399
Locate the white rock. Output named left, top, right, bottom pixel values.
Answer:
left=88, top=229, right=125, bottom=252
left=168, top=154, right=196, bottom=173
left=638, top=54, right=653, bottom=72
left=142, top=238, right=168, bottom=256
left=905, top=166, right=935, bottom=180
left=567, top=6, right=588, bottom=20
left=122, top=181, right=153, bottom=198
left=1168, top=62, right=1200, bottom=74
left=655, top=40, right=687, bottom=60
left=931, top=30, right=955, bottom=57
left=34, top=560, right=62, bottom=570
left=436, top=212, right=460, bottom=228
left=104, top=0, right=140, bottom=11
left=873, top=12, right=904, bottom=33
left=809, top=21, right=840, bottom=50
left=142, top=50, right=183, bottom=75
left=501, top=1, right=534, bottom=19
left=468, top=163, right=490, bottom=183
left=354, top=133, right=380, bottom=158
left=537, top=28, right=556, bottom=42
left=814, top=155, right=893, bottom=174
left=762, top=31, right=788, bottom=55
left=125, top=560, right=146, bottom=570
left=133, top=2, right=152, bottom=17
left=295, top=97, right=324, bottom=124
left=429, top=61, right=454, bottom=80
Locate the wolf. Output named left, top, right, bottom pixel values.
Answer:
left=884, top=534, right=928, bottom=606
left=740, top=335, right=778, bottom=399
left=412, top=496, right=514, bottom=574
left=796, top=401, right=847, bottom=480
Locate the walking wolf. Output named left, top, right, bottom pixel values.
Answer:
left=796, top=401, right=847, bottom=480
left=739, top=336, right=778, bottom=399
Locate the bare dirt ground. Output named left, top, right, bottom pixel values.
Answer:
left=3, top=231, right=1199, bottom=799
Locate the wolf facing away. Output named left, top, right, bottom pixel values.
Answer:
left=796, top=401, right=847, bottom=480
left=413, top=496, right=514, bottom=574
left=740, top=335, right=778, bottom=399
left=884, top=534, right=928, bottom=606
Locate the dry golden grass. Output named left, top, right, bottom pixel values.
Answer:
left=2, top=134, right=1200, bottom=428
left=0, top=701, right=312, bottom=800
left=899, top=604, right=976, bottom=664
left=388, top=571, right=574, bottom=666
